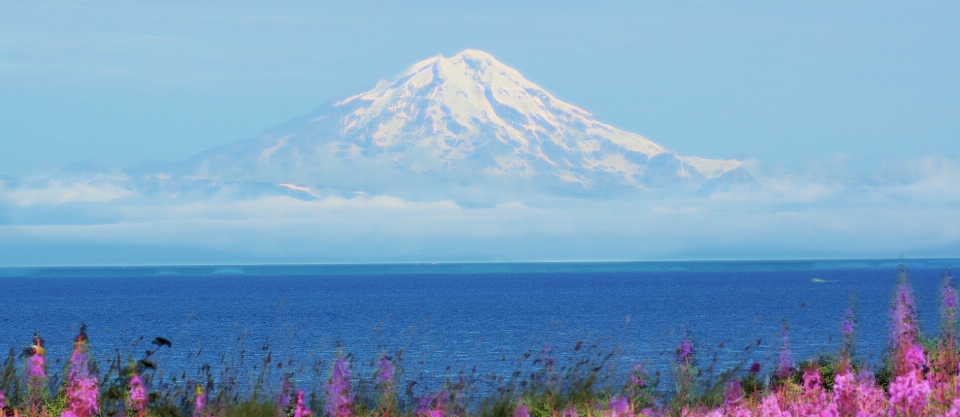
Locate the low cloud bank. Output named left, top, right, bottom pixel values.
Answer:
left=1, top=157, right=958, bottom=266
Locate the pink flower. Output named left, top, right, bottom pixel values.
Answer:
left=802, top=367, right=822, bottom=393
left=128, top=374, right=147, bottom=411
left=325, top=357, right=353, bottom=417
left=944, top=398, right=960, bottom=417
left=903, top=343, right=927, bottom=368
left=63, top=375, right=99, bottom=417
left=26, top=353, right=46, bottom=392
left=841, top=307, right=856, bottom=349
left=723, top=380, right=743, bottom=408
left=27, top=353, right=45, bottom=380
left=700, top=409, right=723, bottom=417
left=676, top=335, right=693, bottom=365
left=832, top=369, right=857, bottom=416
left=278, top=381, right=291, bottom=414
left=891, top=271, right=919, bottom=350
left=759, top=395, right=789, bottom=417
left=776, top=328, right=793, bottom=379
left=514, top=403, right=530, bottom=417
left=608, top=396, right=629, bottom=417
left=69, top=349, right=89, bottom=381
left=194, top=385, right=206, bottom=417
left=294, top=390, right=312, bottom=417
left=849, top=369, right=889, bottom=416
left=944, top=279, right=959, bottom=323
left=780, top=366, right=841, bottom=417
left=375, top=357, right=394, bottom=385
left=888, top=367, right=931, bottom=416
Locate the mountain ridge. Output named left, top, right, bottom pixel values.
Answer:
left=138, top=50, right=755, bottom=202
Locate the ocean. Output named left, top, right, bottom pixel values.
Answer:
left=0, top=259, right=957, bottom=394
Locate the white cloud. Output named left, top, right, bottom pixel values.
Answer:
left=1, top=180, right=134, bottom=206
left=878, top=156, right=960, bottom=196
left=2, top=156, right=959, bottom=265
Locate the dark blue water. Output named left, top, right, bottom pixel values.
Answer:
left=0, top=260, right=956, bottom=394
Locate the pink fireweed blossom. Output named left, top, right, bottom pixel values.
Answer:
left=325, top=357, right=353, bottom=417
left=415, top=396, right=432, bottom=415
left=418, top=390, right=453, bottom=417
left=903, top=343, right=927, bottom=368
left=278, top=377, right=292, bottom=415
left=832, top=368, right=857, bottom=416
left=0, top=389, right=6, bottom=408
left=945, top=399, right=960, bottom=417
left=802, top=367, right=822, bottom=392
left=128, top=374, right=147, bottom=412
left=841, top=307, right=856, bottom=348
left=375, top=357, right=394, bottom=386
left=776, top=327, right=793, bottom=379
left=759, top=395, right=790, bottom=417
left=891, top=269, right=920, bottom=363
left=63, top=327, right=99, bottom=417
left=194, top=384, right=206, bottom=417
left=608, top=396, right=629, bottom=417
left=68, top=349, right=89, bottom=381
left=888, top=368, right=932, bottom=416
left=855, top=381, right=890, bottom=416
left=61, top=324, right=99, bottom=417
left=944, top=279, right=959, bottom=328
left=943, top=275, right=959, bottom=356
left=626, top=363, right=658, bottom=410
left=629, top=363, right=648, bottom=388
left=888, top=342, right=931, bottom=416
left=723, top=380, right=743, bottom=408
left=676, top=334, right=693, bottom=365
left=26, top=352, right=46, bottom=390
left=63, top=375, right=100, bottom=417
left=514, top=403, right=530, bottom=417
left=841, top=319, right=854, bottom=337
left=783, top=366, right=839, bottom=416
left=294, top=390, right=312, bottom=417
left=415, top=395, right=445, bottom=417
left=892, top=286, right=918, bottom=338
left=69, top=324, right=91, bottom=382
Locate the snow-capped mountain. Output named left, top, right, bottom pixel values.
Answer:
left=159, top=50, right=751, bottom=200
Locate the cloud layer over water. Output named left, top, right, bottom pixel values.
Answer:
left=2, top=156, right=958, bottom=266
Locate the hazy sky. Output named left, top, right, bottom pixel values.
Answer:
left=1, top=1, right=959, bottom=265
left=2, top=1, right=957, bottom=177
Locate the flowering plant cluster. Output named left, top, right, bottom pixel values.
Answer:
left=62, top=325, right=99, bottom=417
left=325, top=357, right=354, bottom=417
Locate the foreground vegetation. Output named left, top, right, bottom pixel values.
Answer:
left=2, top=267, right=959, bottom=417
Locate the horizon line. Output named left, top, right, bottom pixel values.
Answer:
left=2, top=257, right=956, bottom=278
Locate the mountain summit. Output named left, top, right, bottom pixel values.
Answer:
left=177, top=50, right=750, bottom=200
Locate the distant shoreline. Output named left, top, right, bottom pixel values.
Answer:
left=1, top=258, right=956, bottom=277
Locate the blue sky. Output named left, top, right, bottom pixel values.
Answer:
left=2, top=1, right=957, bottom=176
left=1, top=1, right=958, bottom=265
